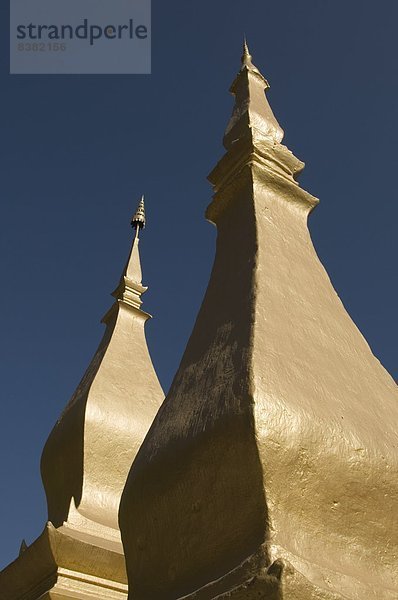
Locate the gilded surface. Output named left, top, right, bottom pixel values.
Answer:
left=0, top=523, right=128, bottom=599
left=41, top=206, right=164, bottom=538
left=119, top=46, right=398, bottom=599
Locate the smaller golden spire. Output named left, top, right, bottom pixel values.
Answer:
left=39, top=192, right=164, bottom=552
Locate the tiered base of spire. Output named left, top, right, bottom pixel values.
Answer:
left=0, top=523, right=128, bottom=600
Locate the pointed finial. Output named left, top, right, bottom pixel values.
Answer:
left=242, top=37, right=252, bottom=66
left=131, top=195, right=146, bottom=231
left=221, top=40, right=284, bottom=149
left=109, top=194, right=147, bottom=304
left=241, top=37, right=257, bottom=71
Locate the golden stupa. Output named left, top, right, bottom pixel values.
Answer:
left=120, top=43, right=398, bottom=600
left=1, top=44, right=397, bottom=600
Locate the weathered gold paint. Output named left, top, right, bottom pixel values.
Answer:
left=119, top=45, right=398, bottom=599
left=0, top=200, right=164, bottom=599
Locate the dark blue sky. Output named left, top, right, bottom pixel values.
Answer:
left=1, top=0, right=397, bottom=569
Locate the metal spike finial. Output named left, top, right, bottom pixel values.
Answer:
left=241, top=37, right=253, bottom=68
left=243, top=36, right=250, bottom=56
left=131, top=195, right=146, bottom=232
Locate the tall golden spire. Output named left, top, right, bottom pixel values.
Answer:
left=120, top=45, right=398, bottom=600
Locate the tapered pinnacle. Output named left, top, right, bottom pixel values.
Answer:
left=222, top=40, right=282, bottom=149
left=131, top=195, right=146, bottom=233
left=241, top=37, right=254, bottom=69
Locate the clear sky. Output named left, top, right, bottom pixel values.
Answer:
left=0, top=0, right=397, bottom=570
